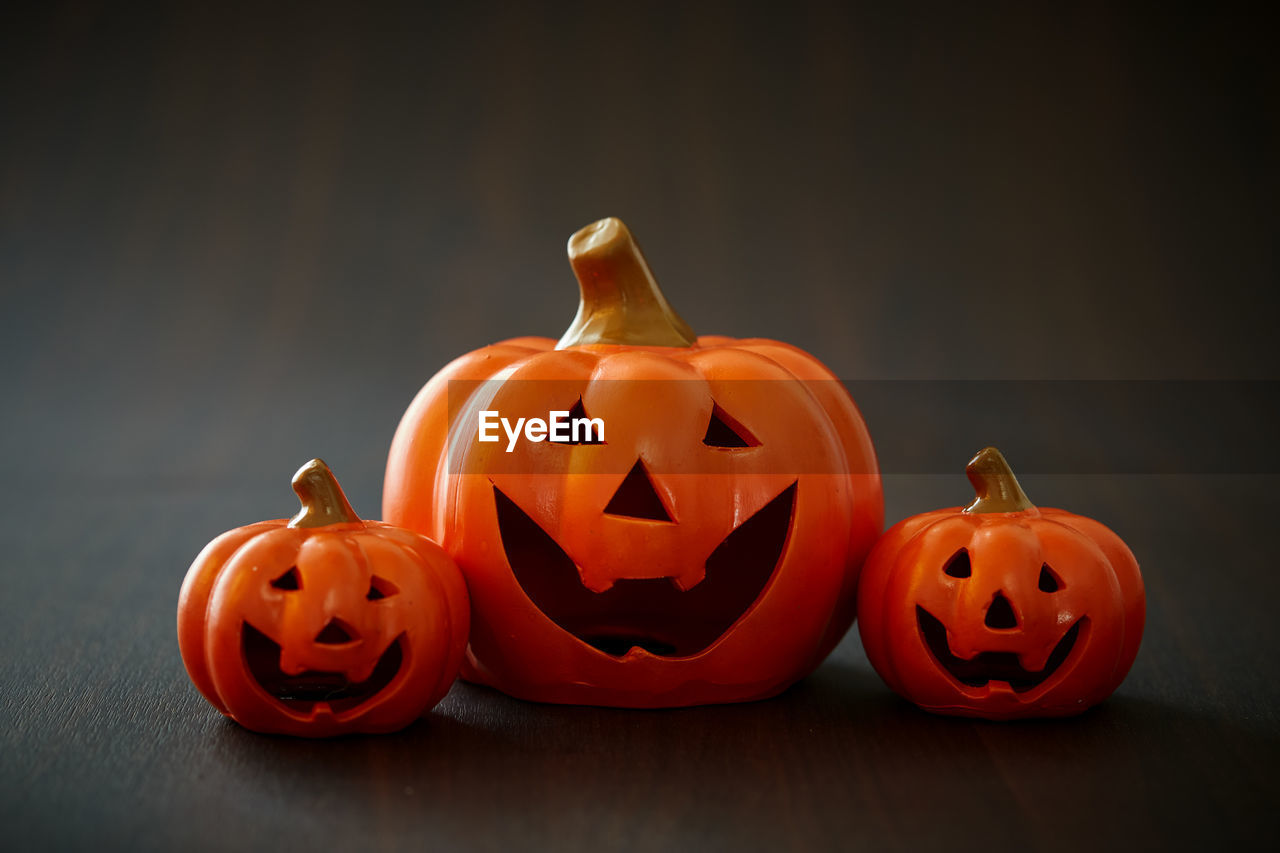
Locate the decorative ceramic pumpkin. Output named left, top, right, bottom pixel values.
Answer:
left=384, top=217, right=882, bottom=707
left=178, top=459, right=469, bottom=736
left=857, top=447, right=1144, bottom=719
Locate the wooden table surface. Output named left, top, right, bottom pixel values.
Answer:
left=3, top=3, right=1277, bottom=850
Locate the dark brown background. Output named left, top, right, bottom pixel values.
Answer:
left=2, top=2, right=1277, bottom=850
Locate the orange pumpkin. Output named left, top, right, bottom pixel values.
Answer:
left=384, top=217, right=882, bottom=707
left=857, top=447, right=1145, bottom=719
left=178, top=460, right=469, bottom=736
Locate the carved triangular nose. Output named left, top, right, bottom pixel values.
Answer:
left=315, top=618, right=357, bottom=644
left=604, top=460, right=672, bottom=522
left=984, top=592, right=1018, bottom=629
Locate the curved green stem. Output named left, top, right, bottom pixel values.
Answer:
left=288, top=459, right=361, bottom=528
left=556, top=217, right=696, bottom=348
left=964, top=447, right=1035, bottom=514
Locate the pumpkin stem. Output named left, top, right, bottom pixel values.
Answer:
left=964, top=447, right=1036, bottom=514
left=288, top=459, right=362, bottom=528
left=556, top=217, right=696, bottom=349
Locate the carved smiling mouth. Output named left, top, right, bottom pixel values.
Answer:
left=241, top=623, right=405, bottom=712
left=916, top=607, right=1084, bottom=692
left=494, top=482, right=797, bottom=658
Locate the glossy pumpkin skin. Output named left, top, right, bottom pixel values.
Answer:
left=178, top=462, right=469, bottom=737
left=384, top=219, right=882, bottom=707
left=857, top=450, right=1144, bottom=719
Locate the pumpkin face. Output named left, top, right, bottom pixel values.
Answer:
left=384, top=218, right=882, bottom=707
left=857, top=448, right=1144, bottom=719
left=178, top=460, right=469, bottom=736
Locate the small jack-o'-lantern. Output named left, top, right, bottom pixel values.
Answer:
left=384, top=217, right=882, bottom=707
left=857, top=447, right=1145, bottom=719
left=178, top=460, right=469, bottom=736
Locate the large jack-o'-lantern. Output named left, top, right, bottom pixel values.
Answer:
left=857, top=447, right=1145, bottom=719
left=178, top=460, right=469, bottom=736
left=384, top=217, right=882, bottom=707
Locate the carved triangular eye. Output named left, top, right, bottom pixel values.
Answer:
left=943, top=550, right=971, bottom=578
left=367, top=576, right=399, bottom=601
left=271, top=567, right=301, bottom=590
left=549, top=398, right=604, bottom=445
left=1038, top=564, right=1063, bottom=592
left=703, top=403, right=759, bottom=448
